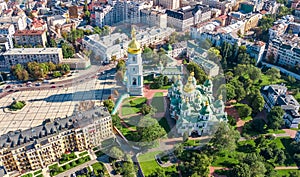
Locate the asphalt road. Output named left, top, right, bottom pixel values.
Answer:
left=0, top=64, right=115, bottom=99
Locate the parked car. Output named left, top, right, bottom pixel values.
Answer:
left=51, top=85, right=56, bottom=88
left=35, top=82, right=41, bottom=86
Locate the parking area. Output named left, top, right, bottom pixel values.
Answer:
left=0, top=72, right=117, bottom=135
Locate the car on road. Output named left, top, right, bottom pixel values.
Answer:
left=27, top=84, right=32, bottom=87
left=35, top=82, right=41, bottom=86
left=50, top=82, right=55, bottom=84
left=8, top=89, right=14, bottom=92
left=43, top=80, right=49, bottom=84
left=58, top=85, right=64, bottom=87
left=17, top=84, right=23, bottom=87
left=51, top=85, right=56, bottom=88
left=15, top=90, right=20, bottom=92
left=5, top=85, right=11, bottom=89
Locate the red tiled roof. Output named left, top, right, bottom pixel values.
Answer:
left=14, top=30, right=45, bottom=36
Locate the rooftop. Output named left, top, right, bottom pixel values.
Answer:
left=14, top=30, right=45, bottom=36
left=0, top=107, right=110, bottom=150
left=3, top=48, right=62, bottom=55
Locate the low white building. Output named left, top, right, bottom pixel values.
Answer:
left=187, top=40, right=219, bottom=77
left=1, top=48, right=63, bottom=70
left=82, top=33, right=129, bottom=64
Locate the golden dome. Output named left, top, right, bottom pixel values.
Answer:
left=128, top=27, right=141, bottom=54
left=184, top=74, right=196, bottom=93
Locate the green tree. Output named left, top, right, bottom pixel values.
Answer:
left=109, top=147, right=124, bottom=160
left=210, top=122, right=240, bottom=152
left=289, top=170, right=300, bottom=177
left=288, top=75, right=296, bottom=84
left=120, top=161, right=136, bottom=177
left=112, top=114, right=121, bottom=129
left=148, top=168, right=166, bottom=177
left=47, top=61, right=56, bottom=72
left=249, top=67, right=262, bottom=81
left=103, top=99, right=115, bottom=113
left=116, top=60, right=126, bottom=72
left=225, top=84, right=236, bottom=101
left=49, top=38, right=57, bottom=47
left=266, top=67, right=281, bottom=83
left=237, top=104, right=252, bottom=119
left=53, top=71, right=62, bottom=78
left=247, top=90, right=265, bottom=114
left=179, top=152, right=211, bottom=177
left=186, top=62, right=208, bottom=84
left=267, top=106, right=285, bottom=130
left=137, top=117, right=166, bottom=146
left=61, top=43, right=75, bottom=58
left=231, top=163, right=251, bottom=177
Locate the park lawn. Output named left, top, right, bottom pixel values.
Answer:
left=121, top=101, right=140, bottom=116
left=138, top=151, right=177, bottom=176
left=151, top=92, right=165, bottom=113
left=129, top=97, right=147, bottom=107
left=276, top=169, right=300, bottom=177
left=123, top=115, right=142, bottom=127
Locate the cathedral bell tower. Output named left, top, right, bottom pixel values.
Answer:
left=126, top=27, right=144, bottom=96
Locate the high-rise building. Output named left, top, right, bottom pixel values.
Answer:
left=126, top=27, right=144, bottom=96
left=0, top=107, right=114, bottom=173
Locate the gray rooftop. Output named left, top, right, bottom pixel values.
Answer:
left=0, top=107, right=110, bottom=150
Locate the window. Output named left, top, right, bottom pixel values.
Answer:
left=132, top=78, right=137, bottom=85
left=132, top=56, right=136, bottom=62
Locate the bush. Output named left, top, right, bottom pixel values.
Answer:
left=71, top=161, right=77, bottom=167
left=140, top=104, right=152, bottom=115
left=53, top=71, right=62, bottom=78
left=65, top=164, right=71, bottom=170
left=10, top=101, right=26, bottom=110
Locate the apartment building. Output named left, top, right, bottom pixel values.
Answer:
left=1, top=48, right=63, bottom=70
left=266, top=34, right=300, bottom=67
left=166, top=5, right=211, bottom=31
left=0, top=107, right=114, bottom=173
left=0, top=24, right=15, bottom=49
left=0, top=15, right=27, bottom=31
left=14, top=30, right=47, bottom=47
left=141, top=8, right=168, bottom=28
left=200, top=0, right=237, bottom=15
left=158, top=0, right=180, bottom=10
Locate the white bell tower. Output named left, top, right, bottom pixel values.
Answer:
left=126, top=27, right=144, bottom=96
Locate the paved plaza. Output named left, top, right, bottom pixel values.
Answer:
left=0, top=72, right=117, bottom=135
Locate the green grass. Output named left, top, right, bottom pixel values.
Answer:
left=21, top=173, right=33, bottom=177
left=59, top=152, right=77, bottom=164
left=33, top=170, right=42, bottom=175
left=138, top=151, right=177, bottom=176
left=35, top=175, right=43, bottom=177
left=49, top=163, right=58, bottom=170
left=183, top=139, right=200, bottom=147
left=151, top=92, right=165, bottom=113
left=121, top=97, right=147, bottom=116
left=276, top=169, right=300, bottom=177
left=123, top=115, right=141, bottom=127
left=79, top=151, right=88, bottom=157
left=266, top=129, right=286, bottom=134
left=121, top=101, right=140, bottom=116
left=130, top=97, right=147, bottom=106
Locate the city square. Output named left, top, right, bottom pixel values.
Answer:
left=0, top=72, right=117, bottom=135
